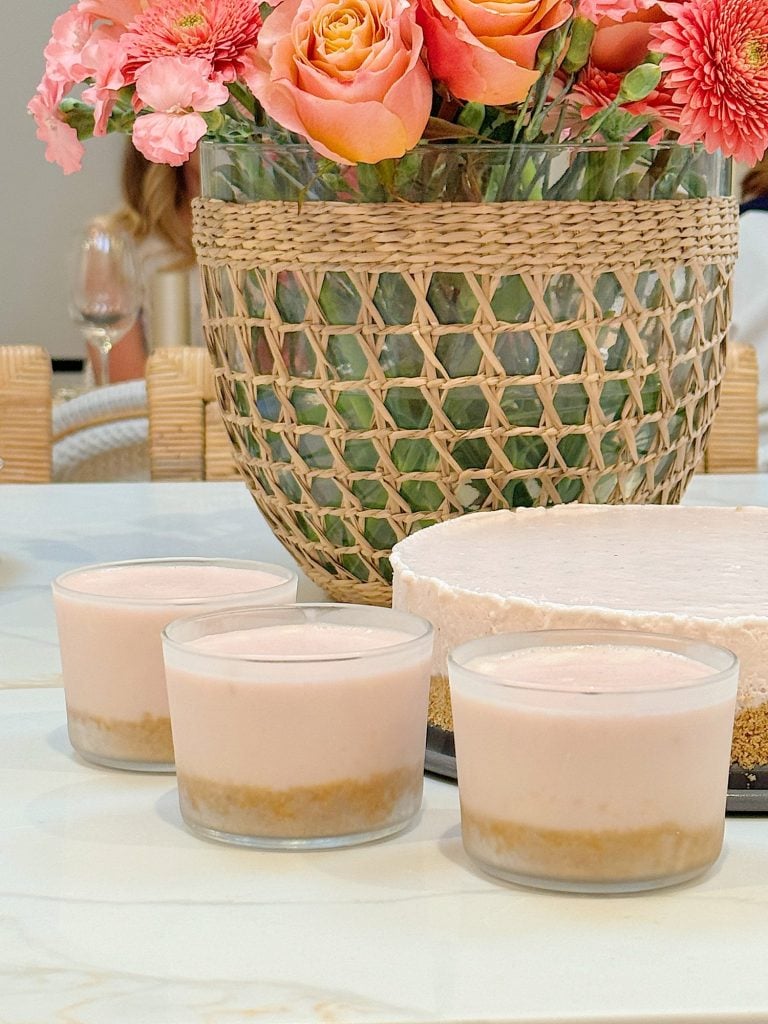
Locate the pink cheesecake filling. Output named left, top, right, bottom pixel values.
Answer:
left=465, top=643, right=712, bottom=693
left=452, top=642, right=734, bottom=833
left=451, top=639, right=736, bottom=885
left=54, top=562, right=296, bottom=730
left=62, top=563, right=286, bottom=600
left=390, top=506, right=768, bottom=721
left=188, top=623, right=414, bottom=658
left=165, top=622, right=430, bottom=787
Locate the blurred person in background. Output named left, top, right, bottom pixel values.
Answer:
left=89, top=142, right=202, bottom=383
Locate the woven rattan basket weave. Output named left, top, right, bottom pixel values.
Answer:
left=193, top=143, right=738, bottom=604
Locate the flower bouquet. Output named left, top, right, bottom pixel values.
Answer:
left=30, top=0, right=768, bottom=173
left=30, top=0, right=760, bottom=603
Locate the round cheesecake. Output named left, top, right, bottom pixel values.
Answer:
left=390, top=505, right=768, bottom=769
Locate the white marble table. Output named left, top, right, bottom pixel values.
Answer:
left=2, top=477, right=768, bottom=1024
left=1, top=475, right=763, bottom=689
left=0, top=481, right=326, bottom=688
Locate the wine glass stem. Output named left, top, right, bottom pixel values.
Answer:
left=96, top=341, right=112, bottom=387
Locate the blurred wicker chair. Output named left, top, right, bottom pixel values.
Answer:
left=146, top=343, right=755, bottom=481
left=146, top=347, right=238, bottom=481
left=52, top=380, right=149, bottom=482
left=702, top=341, right=759, bottom=473
left=0, top=345, right=52, bottom=483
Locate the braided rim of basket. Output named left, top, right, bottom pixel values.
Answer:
left=193, top=196, right=739, bottom=605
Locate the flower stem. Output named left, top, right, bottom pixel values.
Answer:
left=227, top=81, right=256, bottom=117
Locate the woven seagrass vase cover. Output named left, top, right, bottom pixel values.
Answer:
left=192, top=142, right=738, bottom=605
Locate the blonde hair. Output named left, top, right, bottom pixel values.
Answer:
left=742, top=158, right=768, bottom=202
left=111, top=142, right=196, bottom=269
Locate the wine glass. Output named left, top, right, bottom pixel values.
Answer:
left=69, top=219, right=141, bottom=387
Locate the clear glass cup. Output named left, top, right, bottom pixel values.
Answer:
left=448, top=629, right=738, bottom=893
left=162, top=603, right=433, bottom=848
left=52, top=558, right=298, bottom=772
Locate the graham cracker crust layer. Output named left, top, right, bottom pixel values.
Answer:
left=67, top=707, right=174, bottom=764
left=732, top=704, right=768, bottom=769
left=428, top=674, right=453, bottom=733
left=178, top=763, right=423, bottom=839
left=461, top=807, right=723, bottom=882
left=431, top=673, right=768, bottom=770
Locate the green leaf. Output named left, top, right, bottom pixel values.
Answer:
left=392, top=438, right=439, bottom=473
left=394, top=152, right=422, bottom=193
left=458, top=102, right=486, bottom=133
left=680, top=172, right=709, bottom=198
left=556, top=477, right=584, bottom=502
left=422, top=117, right=479, bottom=141
left=600, top=109, right=644, bottom=143
left=202, top=108, right=225, bottom=133
left=336, top=391, right=373, bottom=429
left=611, top=171, right=646, bottom=199
left=355, top=162, right=388, bottom=200
left=59, top=99, right=95, bottom=140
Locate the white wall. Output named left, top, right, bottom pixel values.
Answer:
left=1, top=0, right=123, bottom=360
left=1, top=2, right=751, bottom=364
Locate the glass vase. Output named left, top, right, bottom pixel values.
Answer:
left=194, top=141, right=736, bottom=604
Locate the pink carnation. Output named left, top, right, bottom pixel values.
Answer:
left=120, top=0, right=262, bottom=84
left=35, top=2, right=135, bottom=137
left=28, top=82, right=85, bottom=174
left=81, top=33, right=131, bottom=134
left=569, top=64, right=682, bottom=134
left=78, top=0, right=145, bottom=30
left=652, top=0, right=768, bottom=165
left=131, top=55, right=229, bottom=165
left=577, top=0, right=653, bottom=22
left=42, top=6, right=95, bottom=90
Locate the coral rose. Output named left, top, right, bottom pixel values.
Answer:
left=245, top=0, right=431, bottom=164
left=416, top=0, right=572, bottom=106
left=590, top=3, right=669, bottom=73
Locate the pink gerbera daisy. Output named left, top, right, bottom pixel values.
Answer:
left=651, top=0, right=768, bottom=165
left=120, top=0, right=262, bottom=84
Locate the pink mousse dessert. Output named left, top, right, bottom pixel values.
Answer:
left=162, top=604, right=433, bottom=848
left=449, top=631, right=738, bottom=892
left=52, top=558, right=298, bottom=771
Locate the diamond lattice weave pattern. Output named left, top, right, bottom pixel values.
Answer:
left=193, top=196, right=739, bottom=604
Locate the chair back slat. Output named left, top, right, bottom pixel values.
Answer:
left=146, top=347, right=238, bottom=481
left=703, top=342, right=759, bottom=474
left=0, top=346, right=52, bottom=483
